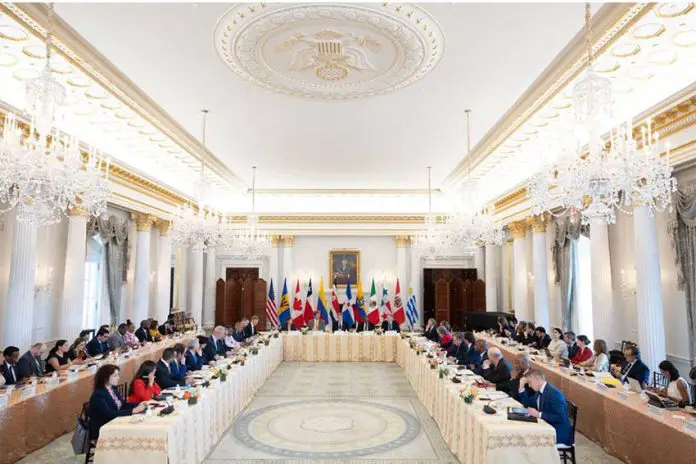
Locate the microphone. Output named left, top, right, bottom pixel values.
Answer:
left=482, top=398, right=504, bottom=415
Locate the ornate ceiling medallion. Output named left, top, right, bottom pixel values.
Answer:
left=213, top=3, right=445, bottom=99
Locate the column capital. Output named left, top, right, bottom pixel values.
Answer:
left=395, top=235, right=409, bottom=248
left=526, top=214, right=548, bottom=233
left=132, top=212, right=154, bottom=232
left=67, top=205, right=90, bottom=217
left=270, top=235, right=280, bottom=247
left=508, top=220, right=528, bottom=239
left=282, top=235, right=294, bottom=247
left=155, top=219, right=170, bottom=236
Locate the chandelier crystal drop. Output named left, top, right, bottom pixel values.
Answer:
left=0, top=4, right=109, bottom=226
left=414, top=166, right=452, bottom=259
left=222, top=166, right=269, bottom=260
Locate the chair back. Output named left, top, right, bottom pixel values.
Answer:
left=115, top=382, right=128, bottom=400
left=567, top=401, right=578, bottom=437
left=652, top=371, right=668, bottom=389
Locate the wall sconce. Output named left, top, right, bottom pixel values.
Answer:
left=35, top=266, right=54, bottom=296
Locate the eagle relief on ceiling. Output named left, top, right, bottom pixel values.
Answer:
left=213, top=3, right=445, bottom=99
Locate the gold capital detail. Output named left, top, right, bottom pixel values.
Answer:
left=395, top=235, right=409, bottom=248
left=270, top=235, right=279, bottom=247
left=133, top=213, right=154, bottom=232
left=526, top=214, right=548, bottom=233
left=508, top=220, right=528, bottom=239
left=67, top=205, right=89, bottom=217
left=155, top=219, right=170, bottom=236
left=282, top=235, right=294, bottom=247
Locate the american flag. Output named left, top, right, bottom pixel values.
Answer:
left=266, top=279, right=280, bottom=328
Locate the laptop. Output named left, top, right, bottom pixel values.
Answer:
left=645, top=390, right=680, bottom=411
left=507, top=407, right=538, bottom=423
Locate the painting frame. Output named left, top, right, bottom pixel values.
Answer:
left=329, top=249, right=360, bottom=288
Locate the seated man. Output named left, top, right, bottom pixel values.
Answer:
left=309, top=311, right=326, bottom=331
left=356, top=318, right=375, bottom=332
left=611, top=344, right=650, bottom=389
left=519, top=370, right=573, bottom=446
left=203, top=326, right=231, bottom=364
left=0, top=346, right=21, bottom=384
left=446, top=333, right=465, bottom=359
left=87, top=328, right=111, bottom=357
left=170, top=343, right=187, bottom=378
left=564, top=331, right=579, bottom=360
left=155, top=348, right=186, bottom=389
left=382, top=314, right=400, bottom=332
left=482, top=347, right=512, bottom=389
left=533, top=327, right=552, bottom=350
left=135, top=319, right=153, bottom=343
left=332, top=313, right=352, bottom=332
left=232, top=322, right=246, bottom=343
left=469, top=339, right=488, bottom=374
left=460, top=332, right=478, bottom=365
left=244, top=315, right=260, bottom=338
left=521, top=323, right=537, bottom=346
left=17, top=343, right=46, bottom=379
left=282, top=319, right=297, bottom=331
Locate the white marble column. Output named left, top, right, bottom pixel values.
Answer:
left=174, top=246, right=188, bottom=311
left=510, top=221, right=529, bottom=322
left=633, top=206, right=666, bottom=371
left=132, top=213, right=153, bottom=324
left=60, top=207, right=89, bottom=340
left=189, top=249, right=204, bottom=326
left=529, top=216, right=550, bottom=329
left=203, top=247, right=217, bottom=329
left=589, top=221, right=614, bottom=342
left=396, top=236, right=408, bottom=296
left=474, top=247, right=485, bottom=281
left=502, top=241, right=511, bottom=312
left=154, top=220, right=171, bottom=322
left=268, top=235, right=279, bottom=296
left=409, top=237, right=423, bottom=325
left=3, top=218, right=38, bottom=349
left=485, top=244, right=498, bottom=312
left=282, top=235, right=294, bottom=283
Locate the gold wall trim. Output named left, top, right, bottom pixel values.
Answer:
left=225, top=215, right=446, bottom=224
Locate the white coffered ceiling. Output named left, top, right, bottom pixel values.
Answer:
left=51, top=1, right=593, bottom=198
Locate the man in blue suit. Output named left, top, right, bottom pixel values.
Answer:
left=519, top=370, right=573, bottom=446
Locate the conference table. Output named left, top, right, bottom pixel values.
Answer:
left=282, top=330, right=399, bottom=362
left=483, top=334, right=696, bottom=464
left=0, top=334, right=197, bottom=464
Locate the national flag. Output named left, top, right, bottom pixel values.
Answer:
left=303, top=278, right=314, bottom=324
left=292, top=279, right=305, bottom=327
left=380, top=284, right=392, bottom=321
left=330, top=285, right=341, bottom=321
left=342, top=277, right=355, bottom=326
left=355, top=280, right=366, bottom=323
left=277, top=278, right=291, bottom=326
left=317, top=277, right=329, bottom=323
left=367, top=278, right=381, bottom=325
left=392, top=278, right=406, bottom=325
left=406, top=293, right=419, bottom=329
left=266, top=279, right=280, bottom=328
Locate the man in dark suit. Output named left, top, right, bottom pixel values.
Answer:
left=155, top=348, right=186, bottom=389
left=87, top=328, right=111, bottom=357
left=424, top=318, right=438, bottom=341
left=232, top=323, right=246, bottom=343
left=470, top=339, right=488, bottom=374
left=244, top=316, right=260, bottom=338
left=17, top=343, right=46, bottom=379
left=612, top=344, right=650, bottom=388
left=135, top=319, right=152, bottom=343
left=203, top=326, right=230, bottom=364
left=482, top=347, right=512, bottom=389
left=1, top=346, right=21, bottom=385
left=533, top=327, right=552, bottom=350
left=519, top=370, right=573, bottom=446
left=357, top=319, right=374, bottom=332
left=564, top=331, right=579, bottom=360
left=382, top=314, right=400, bottom=332
left=332, top=313, right=352, bottom=332
left=521, top=323, right=537, bottom=346
left=281, top=319, right=297, bottom=331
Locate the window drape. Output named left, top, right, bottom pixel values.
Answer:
left=552, top=213, right=589, bottom=332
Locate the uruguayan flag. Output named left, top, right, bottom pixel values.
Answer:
left=406, top=294, right=419, bottom=328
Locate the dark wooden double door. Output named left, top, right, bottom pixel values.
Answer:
left=215, top=268, right=267, bottom=327
left=423, top=268, right=486, bottom=330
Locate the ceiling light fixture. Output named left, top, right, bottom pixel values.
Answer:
left=414, top=166, right=451, bottom=259
left=223, top=166, right=269, bottom=260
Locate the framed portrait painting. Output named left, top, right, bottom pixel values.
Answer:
left=329, top=249, right=360, bottom=287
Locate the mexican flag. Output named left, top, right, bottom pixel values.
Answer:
left=367, top=278, right=381, bottom=325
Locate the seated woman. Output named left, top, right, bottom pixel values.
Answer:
left=45, top=340, right=71, bottom=374
left=513, top=322, right=527, bottom=343
left=496, top=316, right=512, bottom=337
left=185, top=337, right=206, bottom=371
left=127, top=360, right=162, bottom=403
left=437, top=327, right=452, bottom=349
left=68, top=338, right=90, bottom=365
left=88, top=364, right=145, bottom=440
left=547, top=328, right=568, bottom=359
left=570, top=335, right=593, bottom=365
left=579, top=339, right=609, bottom=372
left=653, top=360, right=691, bottom=403
left=149, top=320, right=163, bottom=342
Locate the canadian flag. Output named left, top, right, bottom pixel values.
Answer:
left=292, top=279, right=305, bottom=327
left=392, top=278, right=406, bottom=325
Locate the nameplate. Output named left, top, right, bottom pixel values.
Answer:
left=683, top=420, right=696, bottom=435
left=647, top=405, right=665, bottom=420
left=0, top=394, right=7, bottom=410
left=46, top=377, right=60, bottom=388
left=617, top=391, right=629, bottom=402
left=87, top=365, right=98, bottom=375
left=595, top=383, right=609, bottom=393
left=67, top=371, right=78, bottom=383
left=20, top=386, right=36, bottom=399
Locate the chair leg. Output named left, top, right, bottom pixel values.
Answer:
left=570, top=447, right=576, bottom=464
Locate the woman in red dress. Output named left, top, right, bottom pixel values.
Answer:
left=570, top=335, right=593, bottom=365
left=128, top=360, right=162, bottom=403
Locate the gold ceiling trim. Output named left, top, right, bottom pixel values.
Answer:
left=252, top=188, right=440, bottom=195
left=224, top=215, right=447, bottom=224
left=1, top=2, right=244, bottom=190
left=445, top=3, right=651, bottom=186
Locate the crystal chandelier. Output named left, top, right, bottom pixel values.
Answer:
left=0, top=3, right=109, bottom=225
left=170, top=109, right=224, bottom=252
left=414, top=166, right=452, bottom=259
left=222, top=166, right=269, bottom=260
left=448, top=110, right=504, bottom=247
left=529, top=3, right=676, bottom=225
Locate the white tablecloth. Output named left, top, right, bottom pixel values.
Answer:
left=282, top=331, right=399, bottom=362
left=396, top=338, right=561, bottom=464
left=94, top=337, right=283, bottom=464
